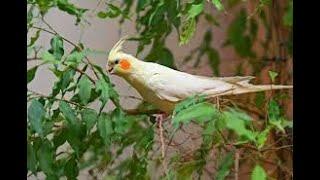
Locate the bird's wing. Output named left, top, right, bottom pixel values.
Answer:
left=146, top=70, right=234, bottom=102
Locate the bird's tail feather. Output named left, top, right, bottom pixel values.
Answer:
left=231, top=84, right=293, bottom=95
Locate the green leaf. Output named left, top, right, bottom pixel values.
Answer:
left=226, top=9, right=256, bottom=58
left=81, top=109, right=98, bottom=132
left=98, top=113, right=113, bottom=145
left=96, top=78, right=110, bottom=108
left=179, top=17, right=196, bottom=45
left=268, top=70, right=278, bottom=83
left=268, top=99, right=280, bottom=120
left=283, top=1, right=292, bottom=27
left=223, top=108, right=255, bottom=141
left=172, top=102, right=217, bottom=128
left=211, top=0, right=224, bottom=11
left=256, top=127, right=270, bottom=149
left=41, top=51, right=59, bottom=64
left=64, top=155, right=79, bottom=179
left=48, top=35, right=64, bottom=61
left=27, top=66, right=38, bottom=84
left=28, top=99, right=45, bottom=136
left=36, top=0, right=55, bottom=15
left=251, top=165, right=267, bottom=180
left=66, top=51, right=85, bottom=66
left=187, top=2, right=204, bottom=19
left=37, top=139, right=54, bottom=175
left=97, top=4, right=123, bottom=19
left=57, top=0, right=88, bottom=25
left=27, top=143, right=37, bottom=173
left=28, top=30, right=40, bottom=47
left=207, top=48, right=220, bottom=76
left=78, top=76, right=93, bottom=105
left=59, top=101, right=77, bottom=125
left=61, top=69, right=75, bottom=91
left=216, top=151, right=234, bottom=180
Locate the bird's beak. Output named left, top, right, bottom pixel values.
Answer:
left=107, top=63, right=114, bottom=74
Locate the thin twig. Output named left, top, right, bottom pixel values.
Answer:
left=158, top=116, right=168, bottom=176
left=234, top=150, right=240, bottom=180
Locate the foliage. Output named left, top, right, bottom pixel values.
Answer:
left=27, top=0, right=293, bottom=179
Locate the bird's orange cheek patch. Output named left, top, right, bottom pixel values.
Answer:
left=120, top=59, right=131, bottom=70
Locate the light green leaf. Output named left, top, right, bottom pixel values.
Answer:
left=41, top=51, right=59, bottom=64
left=216, top=151, right=234, bottom=180
left=78, top=76, right=93, bottom=105
left=98, top=113, right=113, bottom=145
left=256, top=127, right=270, bottom=149
left=172, top=102, right=217, bottom=128
left=81, top=109, right=98, bottom=132
left=268, top=70, right=278, bottom=83
left=28, top=99, right=45, bottom=136
left=187, top=2, right=204, bottom=18
left=251, top=165, right=267, bottom=180
left=27, top=66, right=38, bottom=84
left=180, top=17, right=196, bottom=45
left=211, top=0, right=224, bottom=11
left=223, top=109, right=255, bottom=141
left=66, top=51, right=84, bottom=66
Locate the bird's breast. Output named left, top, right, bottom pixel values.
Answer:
left=122, top=73, right=176, bottom=113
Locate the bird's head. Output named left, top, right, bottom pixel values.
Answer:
left=107, top=36, right=137, bottom=76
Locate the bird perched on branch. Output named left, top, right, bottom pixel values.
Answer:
left=106, top=37, right=293, bottom=114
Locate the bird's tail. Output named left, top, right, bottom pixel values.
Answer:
left=231, top=84, right=293, bottom=95
left=209, top=78, right=293, bottom=97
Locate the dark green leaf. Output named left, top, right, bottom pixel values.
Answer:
left=97, top=113, right=113, bottom=145
left=96, top=78, right=110, bottom=108
left=251, top=165, right=267, bottom=180
left=78, top=76, right=93, bottom=105
left=59, top=101, right=79, bottom=130
left=283, top=1, right=292, bottom=26
left=37, top=139, right=54, bottom=174
left=48, top=35, right=64, bottom=61
left=64, top=155, right=79, bottom=179
left=268, top=99, right=280, bottom=120
left=28, top=99, right=45, bottom=136
left=28, top=30, right=40, bottom=47
left=57, top=0, right=88, bottom=24
left=81, top=109, right=98, bottom=132
left=215, top=151, right=234, bottom=180
left=27, top=143, right=37, bottom=173
left=207, top=48, right=220, bottom=76
left=27, top=66, right=38, bottom=84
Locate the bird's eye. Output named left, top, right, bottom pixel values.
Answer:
left=115, top=59, right=119, bottom=64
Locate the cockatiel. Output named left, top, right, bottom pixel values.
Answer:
left=106, top=37, right=293, bottom=114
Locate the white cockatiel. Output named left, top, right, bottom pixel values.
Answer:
left=106, top=37, right=293, bottom=113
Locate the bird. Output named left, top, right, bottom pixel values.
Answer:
left=106, top=37, right=293, bottom=115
